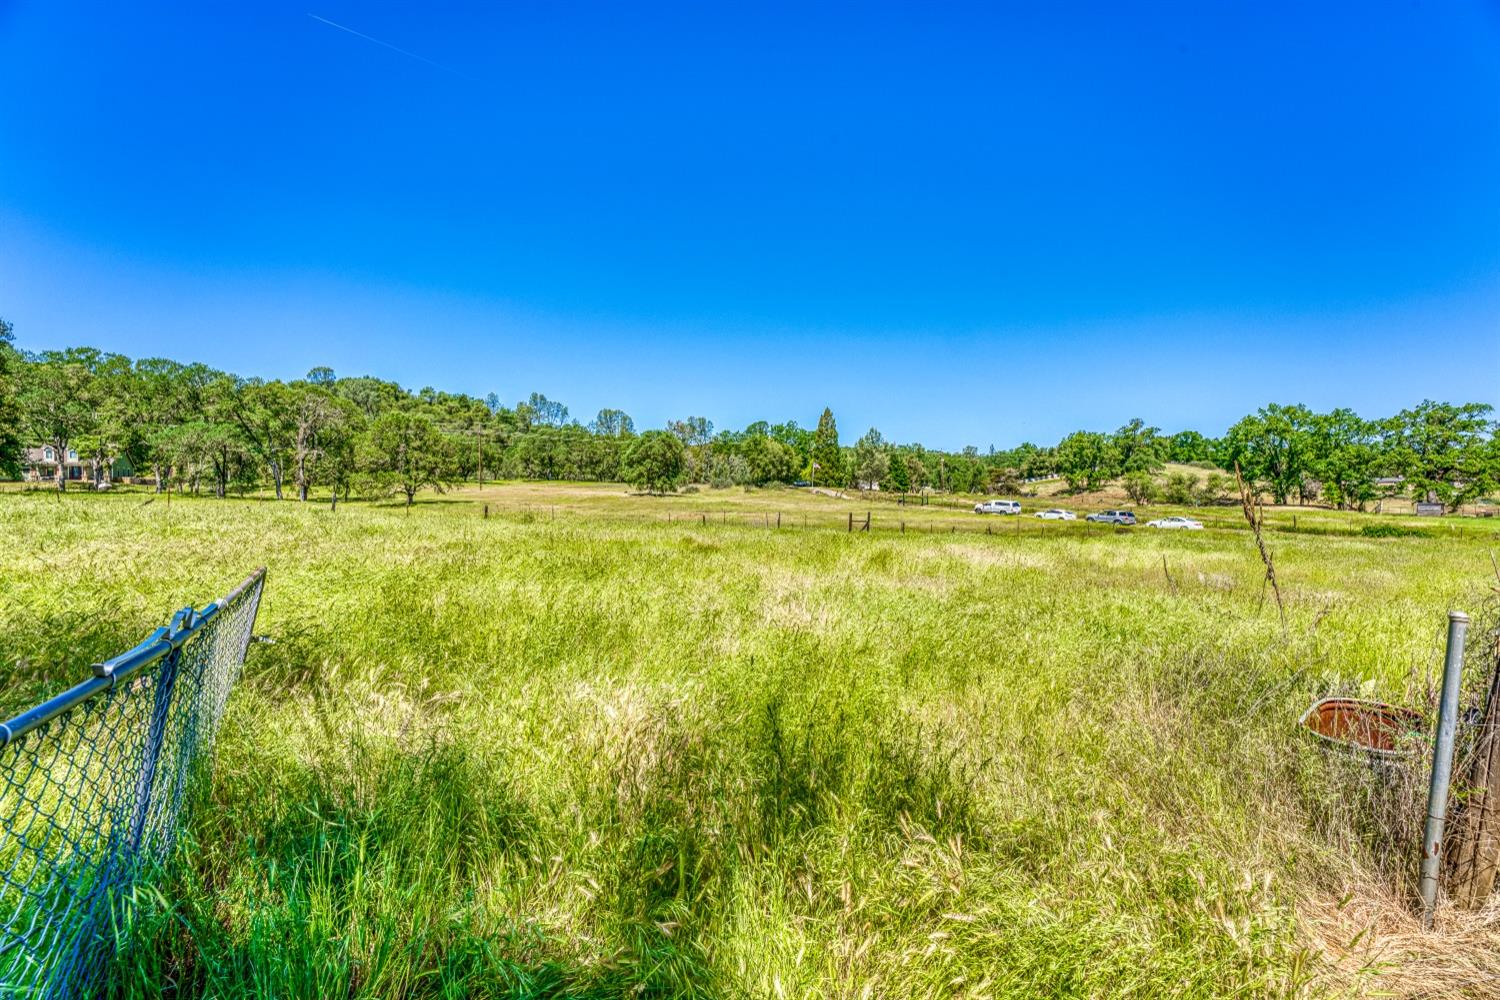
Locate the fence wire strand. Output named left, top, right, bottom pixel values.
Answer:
left=0, top=568, right=264, bottom=999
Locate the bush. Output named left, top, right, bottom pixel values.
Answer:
left=709, top=455, right=752, bottom=489
left=1360, top=523, right=1429, bottom=539
left=1122, top=471, right=1158, bottom=505
left=1162, top=471, right=1199, bottom=505
left=1196, top=472, right=1232, bottom=506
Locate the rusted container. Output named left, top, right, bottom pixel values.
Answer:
left=1299, top=697, right=1423, bottom=758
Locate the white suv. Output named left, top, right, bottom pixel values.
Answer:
left=974, top=499, right=1022, bottom=515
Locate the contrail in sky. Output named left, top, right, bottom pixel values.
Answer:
left=306, top=13, right=475, bottom=82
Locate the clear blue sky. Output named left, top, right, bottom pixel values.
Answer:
left=2, top=2, right=1497, bottom=450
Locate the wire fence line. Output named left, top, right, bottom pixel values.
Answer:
left=0, top=568, right=265, bottom=1000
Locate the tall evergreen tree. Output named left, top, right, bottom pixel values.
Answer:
left=812, top=407, right=841, bottom=486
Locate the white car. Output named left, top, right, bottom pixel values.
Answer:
left=974, top=499, right=1021, bottom=515
left=1034, top=508, right=1076, bottom=520
left=1146, top=516, right=1204, bottom=530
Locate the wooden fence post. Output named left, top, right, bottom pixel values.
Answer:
left=1449, top=630, right=1500, bottom=907
left=863, top=511, right=870, bottom=532
left=848, top=512, right=853, bottom=533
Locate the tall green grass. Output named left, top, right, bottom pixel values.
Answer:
left=2, top=488, right=1497, bottom=997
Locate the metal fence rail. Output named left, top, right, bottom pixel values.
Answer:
left=0, top=568, right=265, bottom=999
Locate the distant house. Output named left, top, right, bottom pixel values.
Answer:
left=22, top=446, right=128, bottom=485
left=23, top=446, right=86, bottom=483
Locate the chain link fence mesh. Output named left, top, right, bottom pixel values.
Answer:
left=0, top=568, right=264, bottom=999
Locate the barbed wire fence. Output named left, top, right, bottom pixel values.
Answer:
left=0, top=568, right=266, bottom=1000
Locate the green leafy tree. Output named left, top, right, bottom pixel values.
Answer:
left=73, top=351, right=135, bottom=487
left=667, top=416, right=713, bottom=446
left=742, top=434, right=800, bottom=485
left=1387, top=400, right=1496, bottom=510
left=228, top=378, right=294, bottom=498
left=333, top=376, right=407, bottom=420
left=886, top=452, right=912, bottom=492
left=1221, top=403, right=1313, bottom=504
left=590, top=408, right=634, bottom=438
left=1305, top=408, right=1379, bottom=510
left=183, top=419, right=252, bottom=498
left=362, top=408, right=451, bottom=506
left=769, top=420, right=813, bottom=469
left=515, top=392, right=569, bottom=430
left=1122, top=470, right=1160, bottom=505
left=903, top=452, right=930, bottom=491
left=1167, top=430, right=1212, bottom=464
left=1054, top=431, right=1118, bottom=492
left=852, top=427, right=890, bottom=490
left=1113, top=418, right=1167, bottom=473
left=622, top=430, right=684, bottom=494
left=987, top=465, right=1022, bottom=495
left=0, top=318, right=24, bottom=478
left=290, top=382, right=355, bottom=501
left=667, top=416, right=714, bottom=483
left=131, top=359, right=221, bottom=491
left=18, top=348, right=102, bottom=491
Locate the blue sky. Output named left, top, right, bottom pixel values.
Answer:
left=1, top=2, right=1497, bottom=450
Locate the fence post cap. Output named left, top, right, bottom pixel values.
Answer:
left=1450, top=610, right=1471, bottom=624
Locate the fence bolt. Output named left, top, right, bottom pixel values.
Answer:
left=1421, top=610, right=1471, bottom=928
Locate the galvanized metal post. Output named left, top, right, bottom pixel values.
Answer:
left=1421, top=610, right=1470, bottom=928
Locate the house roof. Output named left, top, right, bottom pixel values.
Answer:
left=24, top=446, right=81, bottom=464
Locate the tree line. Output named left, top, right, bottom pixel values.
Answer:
left=0, top=323, right=1495, bottom=510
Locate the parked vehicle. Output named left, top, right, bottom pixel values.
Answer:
left=1146, top=516, right=1204, bottom=530
left=1035, top=508, right=1076, bottom=520
left=1086, top=510, right=1136, bottom=525
left=974, top=499, right=1022, bottom=515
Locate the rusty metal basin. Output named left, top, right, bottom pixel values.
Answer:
left=1299, top=697, right=1424, bottom=758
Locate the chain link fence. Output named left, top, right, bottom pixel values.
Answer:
left=0, top=568, right=265, bottom=999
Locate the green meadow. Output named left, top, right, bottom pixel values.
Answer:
left=3, top=484, right=1498, bottom=998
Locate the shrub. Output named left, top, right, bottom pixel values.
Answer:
left=1162, top=471, right=1199, bottom=505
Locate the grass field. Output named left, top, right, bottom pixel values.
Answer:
left=3, top=483, right=1500, bottom=998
